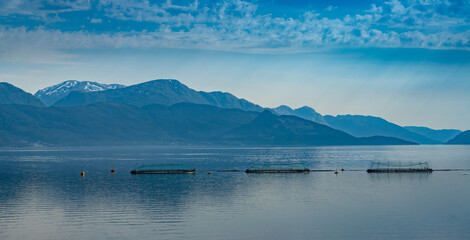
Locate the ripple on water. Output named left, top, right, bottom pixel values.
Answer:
left=1, top=146, right=470, bottom=240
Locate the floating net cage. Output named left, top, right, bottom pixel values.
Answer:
left=130, top=164, right=195, bottom=174
left=246, top=163, right=310, bottom=173
left=367, top=161, right=432, bottom=173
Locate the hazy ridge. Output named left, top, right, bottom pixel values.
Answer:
left=0, top=79, right=466, bottom=146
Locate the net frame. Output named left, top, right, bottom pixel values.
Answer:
left=367, top=161, right=432, bottom=173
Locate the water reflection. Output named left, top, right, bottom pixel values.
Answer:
left=1, top=146, right=470, bottom=240
left=368, top=172, right=432, bottom=183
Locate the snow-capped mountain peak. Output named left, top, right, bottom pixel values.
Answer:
left=34, top=80, right=125, bottom=106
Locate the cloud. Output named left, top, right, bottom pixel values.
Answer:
left=367, top=4, right=383, bottom=13
left=0, top=0, right=469, bottom=57
left=325, top=6, right=338, bottom=12
left=386, top=0, right=407, bottom=15
left=90, top=18, right=102, bottom=23
left=0, top=0, right=91, bottom=22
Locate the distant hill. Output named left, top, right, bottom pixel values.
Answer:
left=34, top=80, right=125, bottom=106
left=271, top=105, right=327, bottom=124
left=0, top=103, right=414, bottom=147
left=53, top=79, right=264, bottom=112
left=324, top=115, right=438, bottom=144
left=446, top=130, right=470, bottom=144
left=404, top=126, right=461, bottom=143
left=0, top=82, right=44, bottom=107
left=224, top=110, right=414, bottom=146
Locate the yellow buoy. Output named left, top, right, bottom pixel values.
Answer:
left=334, top=170, right=338, bottom=174
left=110, top=169, right=115, bottom=173
left=80, top=171, right=85, bottom=177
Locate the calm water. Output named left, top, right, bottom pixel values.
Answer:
left=1, top=145, right=469, bottom=240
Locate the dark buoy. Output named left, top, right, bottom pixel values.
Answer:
left=341, top=167, right=344, bottom=172
left=81, top=171, right=85, bottom=177
left=208, top=172, right=212, bottom=175
left=110, top=168, right=115, bottom=174
left=334, top=170, right=338, bottom=174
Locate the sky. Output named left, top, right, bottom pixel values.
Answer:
left=0, top=0, right=469, bottom=130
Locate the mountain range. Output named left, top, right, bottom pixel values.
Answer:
left=50, top=79, right=264, bottom=112
left=223, top=110, right=412, bottom=146
left=0, top=102, right=413, bottom=147
left=270, top=106, right=459, bottom=144
left=0, top=79, right=467, bottom=146
left=323, top=115, right=441, bottom=144
left=36, top=80, right=460, bottom=144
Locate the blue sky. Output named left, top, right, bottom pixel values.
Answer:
left=1, top=0, right=469, bottom=130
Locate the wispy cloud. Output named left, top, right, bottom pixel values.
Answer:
left=0, top=0, right=91, bottom=22
left=0, top=0, right=469, bottom=57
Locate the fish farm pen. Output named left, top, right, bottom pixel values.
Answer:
left=246, top=163, right=310, bottom=173
left=367, top=161, right=433, bottom=173
left=130, top=164, right=196, bottom=174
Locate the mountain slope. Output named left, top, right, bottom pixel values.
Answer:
left=324, top=115, right=438, bottom=144
left=404, top=126, right=461, bottom=143
left=0, top=103, right=414, bottom=147
left=446, top=130, right=470, bottom=144
left=199, top=91, right=263, bottom=112
left=0, top=103, right=167, bottom=146
left=34, top=80, right=125, bottom=106
left=0, top=102, right=260, bottom=146
left=142, top=103, right=260, bottom=140
left=53, top=79, right=264, bottom=112
left=0, top=82, right=44, bottom=107
left=272, top=105, right=327, bottom=124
